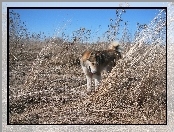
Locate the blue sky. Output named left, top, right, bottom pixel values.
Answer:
left=9, top=7, right=166, bottom=43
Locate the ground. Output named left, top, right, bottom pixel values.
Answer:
left=8, top=41, right=166, bottom=124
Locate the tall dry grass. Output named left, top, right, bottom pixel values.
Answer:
left=8, top=9, right=166, bottom=124
left=9, top=40, right=166, bottom=124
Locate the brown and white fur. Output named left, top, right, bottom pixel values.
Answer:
left=80, top=41, right=123, bottom=92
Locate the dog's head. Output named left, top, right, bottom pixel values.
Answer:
left=81, top=51, right=100, bottom=74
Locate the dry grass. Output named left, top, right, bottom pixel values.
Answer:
left=9, top=41, right=166, bottom=124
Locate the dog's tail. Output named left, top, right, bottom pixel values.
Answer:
left=108, top=41, right=123, bottom=52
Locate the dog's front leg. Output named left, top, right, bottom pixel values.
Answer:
left=93, top=74, right=101, bottom=91
left=86, top=75, right=92, bottom=92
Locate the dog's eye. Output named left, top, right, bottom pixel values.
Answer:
left=92, top=62, right=95, bottom=65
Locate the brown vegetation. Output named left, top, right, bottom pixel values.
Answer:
left=9, top=41, right=166, bottom=124
left=8, top=8, right=166, bottom=124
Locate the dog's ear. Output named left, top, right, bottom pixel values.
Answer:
left=81, top=50, right=92, bottom=61
left=87, top=51, right=97, bottom=61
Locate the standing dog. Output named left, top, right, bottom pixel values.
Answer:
left=80, top=41, right=122, bottom=92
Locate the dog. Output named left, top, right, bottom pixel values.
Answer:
left=80, top=41, right=123, bottom=92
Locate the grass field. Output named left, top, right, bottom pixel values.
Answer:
left=7, top=7, right=167, bottom=124
left=8, top=40, right=166, bottom=124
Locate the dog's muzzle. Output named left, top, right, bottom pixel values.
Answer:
left=88, top=66, right=97, bottom=74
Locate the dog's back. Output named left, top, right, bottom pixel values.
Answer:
left=81, top=41, right=122, bottom=72
left=95, top=49, right=121, bottom=73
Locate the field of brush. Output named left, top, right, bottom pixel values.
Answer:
left=8, top=8, right=167, bottom=124
left=9, top=39, right=166, bottom=124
